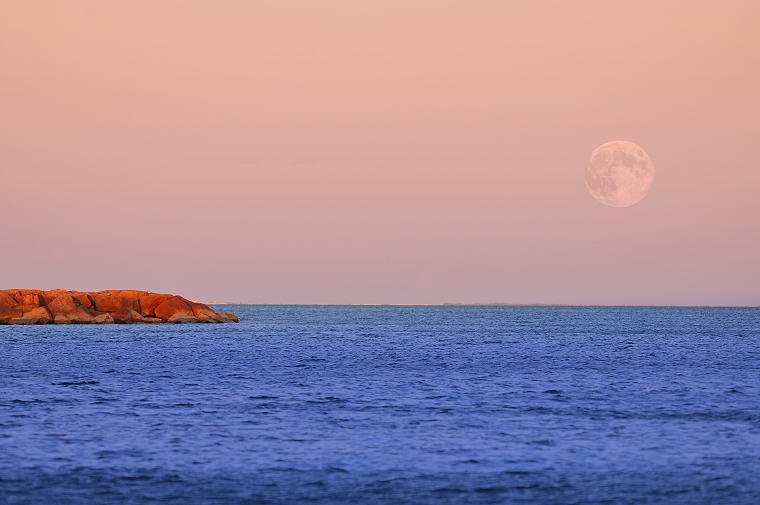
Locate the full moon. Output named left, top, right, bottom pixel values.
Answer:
left=585, top=141, right=655, bottom=207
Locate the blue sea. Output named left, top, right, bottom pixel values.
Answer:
left=1, top=305, right=759, bottom=504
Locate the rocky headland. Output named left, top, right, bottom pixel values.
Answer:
left=0, top=289, right=239, bottom=325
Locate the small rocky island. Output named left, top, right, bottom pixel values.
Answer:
left=0, top=289, right=239, bottom=325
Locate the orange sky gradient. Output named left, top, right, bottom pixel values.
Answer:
left=2, top=1, right=758, bottom=305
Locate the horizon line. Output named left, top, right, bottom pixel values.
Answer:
left=204, top=302, right=760, bottom=308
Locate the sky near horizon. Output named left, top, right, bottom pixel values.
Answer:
left=1, top=1, right=759, bottom=305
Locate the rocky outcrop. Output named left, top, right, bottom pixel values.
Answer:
left=0, top=289, right=238, bottom=325
left=0, top=291, right=23, bottom=324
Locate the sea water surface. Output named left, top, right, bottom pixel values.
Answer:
left=1, top=305, right=759, bottom=504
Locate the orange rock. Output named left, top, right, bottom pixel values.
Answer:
left=197, top=311, right=221, bottom=323
left=8, top=317, right=34, bottom=325
left=71, top=292, right=94, bottom=309
left=189, top=302, right=223, bottom=323
left=129, top=309, right=147, bottom=323
left=99, top=291, right=144, bottom=311
left=46, top=293, right=80, bottom=318
left=1, top=289, right=236, bottom=325
left=110, top=308, right=133, bottom=324
left=66, top=307, right=96, bottom=324
left=0, top=291, right=17, bottom=308
left=92, top=313, right=115, bottom=324
left=154, top=296, right=194, bottom=320
left=218, top=312, right=239, bottom=323
left=46, top=293, right=96, bottom=323
left=18, top=289, right=44, bottom=295
left=114, top=290, right=149, bottom=299
left=13, top=293, right=43, bottom=312
left=108, top=308, right=147, bottom=324
left=39, top=289, right=65, bottom=305
left=138, top=294, right=172, bottom=317
left=168, top=313, right=201, bottom=323
left=93, top=294, right=131, bottom=313
left=0, top=306, right=24, bottom=324
left=12, top=307, right=53, bottom=325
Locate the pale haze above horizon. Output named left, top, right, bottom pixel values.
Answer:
left=2, top=1, right=758, bottom=305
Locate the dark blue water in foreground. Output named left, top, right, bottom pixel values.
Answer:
left=1, top=306, right=759, bottom=504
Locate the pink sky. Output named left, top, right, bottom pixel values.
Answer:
left=2, top=1, right=758, bottom=305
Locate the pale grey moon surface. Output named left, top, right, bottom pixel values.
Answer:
left=585, top=141, right=655, bottom=207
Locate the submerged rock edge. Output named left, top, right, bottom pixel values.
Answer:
left=0, top=289, right=239, bottom=325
